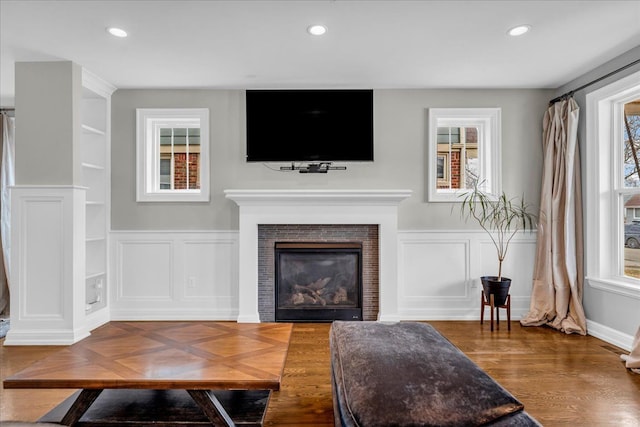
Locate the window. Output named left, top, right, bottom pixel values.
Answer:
left=586, top=70, right=640, bottom=298
left=437, top=154, right=448, bottom=182
left=136, top=108, right=209, bottom=202
left=436, top=126, right=479, bottom=190
left=621, top=99, right=640, bottom=277
left=427, top=108, right=501, bottom=202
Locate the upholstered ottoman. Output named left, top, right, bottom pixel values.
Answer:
left=330, top=321, right=541, bottom=426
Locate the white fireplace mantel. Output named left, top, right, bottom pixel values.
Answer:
left=225, top=189, right=412, bottom=322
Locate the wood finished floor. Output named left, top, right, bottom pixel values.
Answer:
left=2, top=321, right=640, bottom=426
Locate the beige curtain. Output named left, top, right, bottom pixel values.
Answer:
left=621, top=327, right=640, bottom=374
left=0, top=112, right=13, bottom=316
left=520, top=97, right=587, bottom=335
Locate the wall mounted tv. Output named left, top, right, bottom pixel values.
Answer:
left=246, top=89, right=373, bottom=162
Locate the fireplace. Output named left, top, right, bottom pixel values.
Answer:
left=224, top=189, right=412, bottom=323
left=275, top=242, right=363, bottom=322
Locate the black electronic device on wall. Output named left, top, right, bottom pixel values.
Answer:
left=245, top=89, right=374, bottom=165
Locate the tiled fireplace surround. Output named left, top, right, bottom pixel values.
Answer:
left=258, top=224, right=379, bottom=321
left=225, top=189, right=412, bottom=322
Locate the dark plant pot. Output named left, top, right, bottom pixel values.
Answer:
left=480, top=276, right=511, bottom=306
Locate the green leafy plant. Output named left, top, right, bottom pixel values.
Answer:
left=459, top=182, right=537, bottom=280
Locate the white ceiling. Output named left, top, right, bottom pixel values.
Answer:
left=2, top=0, right=640, bottom=106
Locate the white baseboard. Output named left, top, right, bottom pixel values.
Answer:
left=84, top=307, right=111, bottom=332
left=586, top=319, right=634, bottom=351
left=236, top=314, right=261, bottom=323
left=396, top=308, right=531, bottom=321
left=110, top=308, right=238, bottom=321
left=3, top=328, right=90, bottom=346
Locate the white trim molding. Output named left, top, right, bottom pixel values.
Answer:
left=587, top=277, right=640, bottom=300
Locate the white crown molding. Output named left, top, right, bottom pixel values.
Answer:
left=82, top=68, right=116, bottom=97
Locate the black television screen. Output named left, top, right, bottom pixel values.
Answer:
left=246, top=89, right=373, bottom=162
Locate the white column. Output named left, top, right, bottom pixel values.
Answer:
left=236, top=206, right=261, bottom=322
left=5, top=186, right=88, bottom=345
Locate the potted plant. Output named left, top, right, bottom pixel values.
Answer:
left=459, top=182, right=537, bottom=306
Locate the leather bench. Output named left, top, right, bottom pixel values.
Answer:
left=330, top=321, right=541, bottom=426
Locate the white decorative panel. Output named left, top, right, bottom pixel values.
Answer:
left=400, top=241, right=468, bottom=298
left=479, top=240, right=536, bottom=298
left=22, top=199, right=65, bottom=318
left=118, top=241, right=172, bottom=299
left=184, top=240, right=236, bottom=299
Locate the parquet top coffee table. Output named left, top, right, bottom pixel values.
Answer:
left=4, top=321, right=293, bottom=426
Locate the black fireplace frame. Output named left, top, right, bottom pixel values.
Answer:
left=274, top=242, right=363, bottom=322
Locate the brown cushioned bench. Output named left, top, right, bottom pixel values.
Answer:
left=330, top=321, right=541, bottom=426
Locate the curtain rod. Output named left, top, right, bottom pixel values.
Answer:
left=549, top=57, right=640, bottom=105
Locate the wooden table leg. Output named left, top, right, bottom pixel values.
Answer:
left=188, top=389, right=236, bottom=426
left=59, top=389, right=103, bottom=426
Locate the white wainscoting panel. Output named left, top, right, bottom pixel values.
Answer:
left=397, top=230, right=537, bottom=320
left=110, top=231, right=238, bottom=320
left=479, top=240, right=537, bottom=297
left=400, top=240, right=469, bottom=299
left=110, top=229, right=536, bottom=322
left=183, top=240, right=237, bottom=304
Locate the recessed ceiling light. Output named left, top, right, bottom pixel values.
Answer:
left=107, top=27, right=128, bottom=38
left=507, top=25, right=531, bottom=37
left=307, top=25, right=327, bottom=36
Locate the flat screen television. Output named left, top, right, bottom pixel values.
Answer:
left=246, top=89, right=373, bottom=162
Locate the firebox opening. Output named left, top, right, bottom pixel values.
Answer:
left=275, top=242, right=363, bottom=322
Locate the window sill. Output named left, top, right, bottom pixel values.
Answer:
left=137, top=192, right=209, bottom=203
left=587, top=276, right=640, bottom=300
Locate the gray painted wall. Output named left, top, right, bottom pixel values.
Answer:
left=554, top=46, right=640, bottom=337
left=15, top=61, right=82, bottom=185
left=111, top=88, right=551, bottom=230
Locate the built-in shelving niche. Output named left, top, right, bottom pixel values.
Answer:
left=81, top=74, right=111, bottom=316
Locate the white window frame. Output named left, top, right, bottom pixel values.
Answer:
left=427, top=108, right=502, bottom=202
left=136, top=108, right=210, bottom=202
left=585, top=69, right=640, bottom=299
